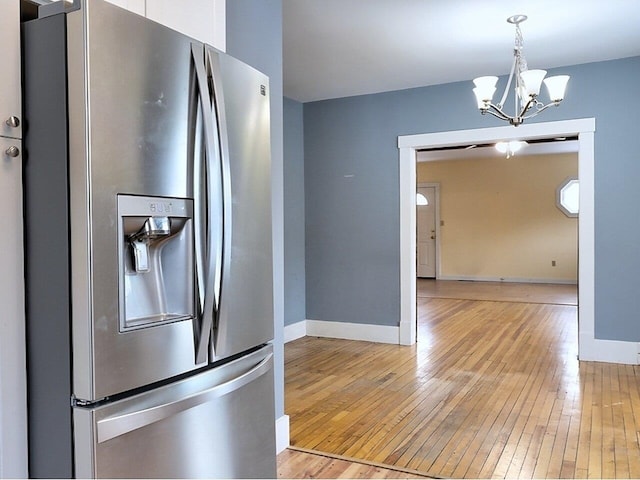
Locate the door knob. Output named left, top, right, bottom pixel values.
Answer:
left=5, top=116, right=20, bottom=128
left=5, top=146, right=20, bottom=158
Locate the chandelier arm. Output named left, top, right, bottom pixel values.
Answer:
left=521, top=101, right=560, bottom=120
left=517, top=95, right=537, bottom=117
left=482, top=105, right=512, bottom=122
left=530, top=99, right=545, bottom=114
left=483, top=109, right=507, bottom=120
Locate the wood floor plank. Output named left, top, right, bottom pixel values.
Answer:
left=588, top=364, right=603, bottom=479
left=574, top=362, right=593, bottom=478
left=285, top=282, right=640, bottom=479
left=531, top=392, right=565, bottom=478
left=559, top=387, right=581, bottom=478
left=609, top=365, right=629, bottom=479
left=619, top=365, right=640, bottom=477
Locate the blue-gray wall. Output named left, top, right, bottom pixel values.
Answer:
left=303, top=56, right=640, bottom=341
left=283, top=97, right=306, bottom=327
left=225, top=0, right=285, bottom=419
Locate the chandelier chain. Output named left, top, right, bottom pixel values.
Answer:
left=515, top=24, right=528, bottom=73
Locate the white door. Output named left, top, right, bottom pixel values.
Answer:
left=417, top=186, right=436, bottom=278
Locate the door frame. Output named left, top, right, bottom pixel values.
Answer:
left=416, top=182, right=440, bottom=279
left=397, top=118, right=633, bottom=364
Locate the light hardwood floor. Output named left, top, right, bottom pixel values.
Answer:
left=277, top=447, right=433, bottom=479
left=418, top=278, right=577, bottom=305
left=284, top=281, right=640, bottom=479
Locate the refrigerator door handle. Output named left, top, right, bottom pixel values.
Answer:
left=95, top=353, right=273, bottom=443
left=206, top=49, right=233, bottom=326
left=191, top=44, right=223, bottom=363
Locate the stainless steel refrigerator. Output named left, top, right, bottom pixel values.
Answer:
left=22, top=0, right=275, bottom=477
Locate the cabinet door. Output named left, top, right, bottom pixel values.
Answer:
left=103, top=0, right=145, bottom=16
left=0, top=136, right=27, bottom=478
left=0, top=0, right=21, bottom=139
left=146, top=0, right=224, bottom=48
left=103, top=0, right=225, bottom=50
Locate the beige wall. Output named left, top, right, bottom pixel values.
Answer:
left=417, top=152, right=578, bottom=283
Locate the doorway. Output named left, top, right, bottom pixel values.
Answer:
left=417, top=148, right=577, bottom=284
left=397, top=119, right=600, bottom=361
left=416, top=184, right=438, bottom=278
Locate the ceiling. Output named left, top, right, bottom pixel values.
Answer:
left=283, top=0, right=640, bottom=103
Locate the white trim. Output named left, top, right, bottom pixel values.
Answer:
left=575, top=131, right=597, bottom=363
left=437, top=275, right=578, bottom=285
left=275, top=414, right=290, bottom=454
left=285, top=320, right=399, bottom=344
left=398, top=120, right=595, bottom=149
left=579, top=335, right=640, bottom=365
left=398, top=119, right=637, bottom=365
left=284, top=321, right=307, bottom=343
left=399, top=148, right=417, bottom=346
left=306, top=320, right=399, bottom=344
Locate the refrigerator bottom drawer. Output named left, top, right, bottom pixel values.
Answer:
left=74, top=345, right=276, bottom=479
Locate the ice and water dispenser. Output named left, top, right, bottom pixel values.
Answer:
left=117, top=195, right=194, bottom=331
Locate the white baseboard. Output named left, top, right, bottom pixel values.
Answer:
left=437, top=275, right=577, bottom=285
left=579, top=334, right=640, bottom=365
left=287, top=320, right=638, bottom=364
left=284, top=321, right=307, bottom=343
left=275, top=414, right=290, bottom=454
left=306, top=319, right=399, bottom=344
left=284, top=319, right=400, bottom=344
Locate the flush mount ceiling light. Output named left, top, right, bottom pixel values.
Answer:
left=472, top=15, right=570, bottom=127
left=495, top=140, right=528, bottom=158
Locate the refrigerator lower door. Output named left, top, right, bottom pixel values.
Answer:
left=73, top=345, right=276, bottom=479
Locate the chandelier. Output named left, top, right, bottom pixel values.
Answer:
left=472, top=15, right=569, bottom=127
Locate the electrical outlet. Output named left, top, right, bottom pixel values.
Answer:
left=551, top=260, right=556, bottom=266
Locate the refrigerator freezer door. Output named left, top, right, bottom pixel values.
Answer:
left=206, top=48, right=274, bottom=360
left=74, top=345, right=276, bottom=479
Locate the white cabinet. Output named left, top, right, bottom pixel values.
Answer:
left=147, top=0, right=224, bottom=48
left=0, top=137, right=27, bottom=478
left=0, top=0, right=22, bottom=139
left=105, top=0, right=225, bottom=50
left=0, top=3, right=27, bottom=477
left=104, top=0, right=145, bottom=16
left=0, top=145, right=27, bottom=474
